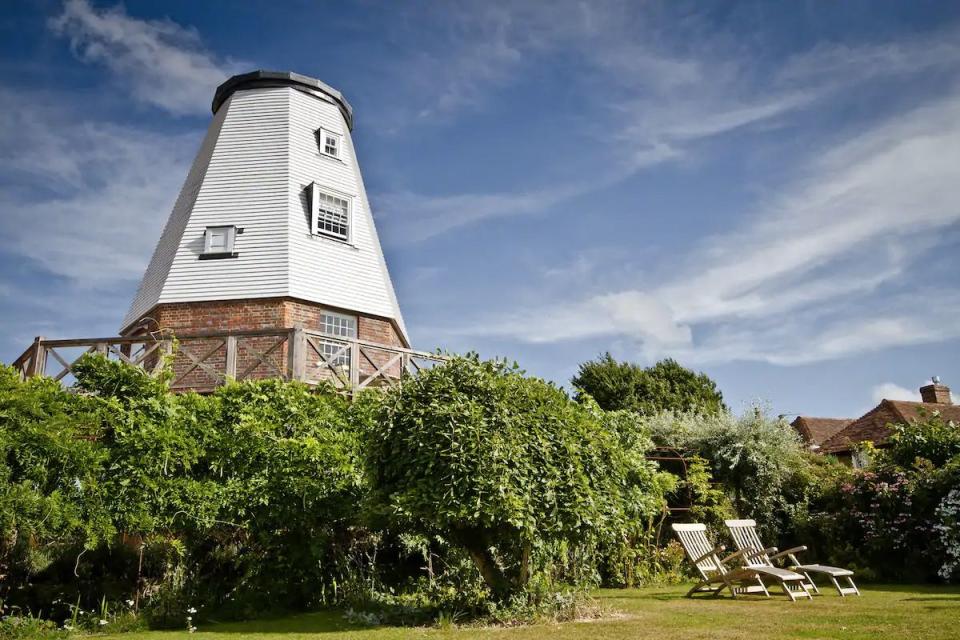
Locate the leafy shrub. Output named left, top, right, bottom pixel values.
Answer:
left=0, top=351, right=715, bottom=626
left=642, top=408, right=830, bottom=543
left=364, top=355, right=669, bottom=599
left=0, top=357, right=367, bottom=624
left=882, top=411, right=960, bottom=468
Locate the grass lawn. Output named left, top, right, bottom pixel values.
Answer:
left=101, top=584, right=960, bottom=640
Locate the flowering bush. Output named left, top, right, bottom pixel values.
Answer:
left=801, top=414, right=960, bottom=582
left=935, top=489, right=960, bottom=581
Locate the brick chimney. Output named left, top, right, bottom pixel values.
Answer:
left=919, top=377, right=952, bottom=404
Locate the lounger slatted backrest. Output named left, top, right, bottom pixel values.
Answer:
left=726, top=519, right=771, bottom=566
left=672, top=523, right=722, bottom=577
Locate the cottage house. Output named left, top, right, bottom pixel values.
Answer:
left=793, top=379, right=959, bottom=467
left=789, top=417, right=852, bottom=450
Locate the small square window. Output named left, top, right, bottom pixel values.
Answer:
left=317, top=128, right=341, bottom=159
left=202, top=226, right=237, bottom=257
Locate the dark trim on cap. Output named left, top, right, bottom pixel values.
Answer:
left=212, top=70, right=354, bottom=130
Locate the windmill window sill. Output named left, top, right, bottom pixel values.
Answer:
left=198, top=252, right=240, bottom=260
left=318, top=152, right=344, bottom=164
left=311, top=233, right=358, bottom=250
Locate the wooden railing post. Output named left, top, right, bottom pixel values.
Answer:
left=224, top=335, right=238, bottom=381
left=288, top=328, right=306, bottom=381
left=350, top=340, right=360, bottom=388
left=29, top=336, right=47, bottom=377
left=401, top=352, right=410, bottom=382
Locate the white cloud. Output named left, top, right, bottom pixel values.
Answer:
left=871, top=382, right=921, bottom=404
left=0, top=90, right=195, bottom=285
left=49, top=0, right=245, bottom=116
left=458, top=88, right=960, bottom=365
left=777, top=27, right=960, bottom=86
left=377, top=9, right=960, bottom=244
left=467, top=291, right=692, bottom=349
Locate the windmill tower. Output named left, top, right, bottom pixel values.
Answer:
left=122, top=71, right=409, bottom=355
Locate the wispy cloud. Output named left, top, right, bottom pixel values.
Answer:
left=0, top=89, right=195, bottom=285
left=49, top=0, right=244, bottom=116
left=456, top=89, right=960, bottom=365
left=871, top=382, right=922, bottom=403
left=377, top=8, right=960, bottom=244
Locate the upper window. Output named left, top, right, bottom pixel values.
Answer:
left=311, top=183, right=351, bottom=241
left=320, top=311, right=356, bottom=338
left=202, top=225, right=237, bottom=257
left=317, top=128, right=341, bottom=159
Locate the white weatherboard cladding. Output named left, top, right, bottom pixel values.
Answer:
left=122, top=85, right=408, bottom=344
left=122, top=101, right=229, bottom=330
left=286, top=88, right=407, bottom=341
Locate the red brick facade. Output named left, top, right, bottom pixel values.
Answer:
left=125, top=297, right=406, bottom=390
left=128, top=297, right=405, bottom=347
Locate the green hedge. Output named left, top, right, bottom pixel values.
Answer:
left=0, top=354, right=672, bottom=629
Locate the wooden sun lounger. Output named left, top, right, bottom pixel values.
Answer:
left=672, top=523, right=812, bottom=601
left=725, top=519, right=860, bottom=597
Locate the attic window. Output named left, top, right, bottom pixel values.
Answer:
left=200, top=225, right=238, bottom=259
left=318, top=128, right=341, bottom=159
left=310, top=183, right=351, bottom=241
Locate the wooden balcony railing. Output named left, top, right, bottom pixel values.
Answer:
left=11, top=328, right=445, bottom=393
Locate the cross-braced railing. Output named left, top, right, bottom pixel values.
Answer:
left=11, top=329, right=445, bottom=393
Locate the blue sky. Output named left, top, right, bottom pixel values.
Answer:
left=2, top=0, right=960, bottom=418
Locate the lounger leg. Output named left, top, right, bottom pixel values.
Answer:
left=723, top=580, right=736, bottom=599
left=782, top=581, right=798, bottom=602
left=686, top=580, right=708, bottom=597
left=803, top=572, right=820, bottom=594
left=829, top=576, right=844, bottom=597
left=847, top=576, right=860, bottom=596
left=756, top=576, right=770, bottom=598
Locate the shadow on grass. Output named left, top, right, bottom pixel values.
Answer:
left=859, top=583, right=960, bottom=595
left=200, top=610, right=365, bottom=635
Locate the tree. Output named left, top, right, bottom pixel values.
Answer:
left=572, top=353, right=724, bottom=415
left=363, top=355, right=663, bottom=598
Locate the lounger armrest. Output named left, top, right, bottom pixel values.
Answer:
left=692, top=544, right=726, bottom=565
left=743, top=546, right=778, bottom=560
left=720, top=548, right=749, bottom=564
left=769, top=546, right=807, bottom=561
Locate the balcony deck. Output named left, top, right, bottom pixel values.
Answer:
left=10, top=328, right=444, bottom=393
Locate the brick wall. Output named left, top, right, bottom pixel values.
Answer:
left=126, top=297, right=406, bottom=389
left=150, top=299, right=287, bottom=332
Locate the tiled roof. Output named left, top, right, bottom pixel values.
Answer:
left=819, top=400, right=960, bottom=454
left=790, top=417, right=853, bottom=447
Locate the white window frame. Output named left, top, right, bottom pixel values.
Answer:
left=319, top=310, right=357, bottom=339
left=317, top=128, right=342, bottom=159
left=318, top=310, right=357, bottom=369
left=310, top=182, right=352, bottom=242
left=203, top=225, right=236, bottom=255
